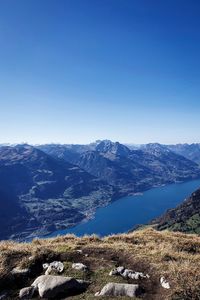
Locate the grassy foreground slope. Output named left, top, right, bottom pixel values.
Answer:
left=1, top=228, right=200, bottom=299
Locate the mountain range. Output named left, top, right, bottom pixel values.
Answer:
left=166, top=143, right=200, bottom=165
left=1, top=140, right=200, bottom=240
left=38, top=141, right=200, bottom=193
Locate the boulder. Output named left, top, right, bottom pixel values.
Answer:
left=95, top=282, right=139, bottom=297
left=32, top=275, right=87, bottom=298
left=19, top=286, right=35, bottom=299
left=72, top=263, right=87, bottom=271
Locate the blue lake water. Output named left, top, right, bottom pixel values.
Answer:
left=47, top=179, right=200, bottom=238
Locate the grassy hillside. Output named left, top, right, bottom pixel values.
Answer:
left=154, top=188, right=200, bottom=234
left=1, top=228, right=200, bottom=299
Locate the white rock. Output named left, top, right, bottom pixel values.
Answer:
left=128, top=271, right=149, bottom=280
left=32, top=275, right=86, bottom=298
left=45, top=265, right=52, bottom=275
left=42, top=263, right=49, bottom=270
left=95, top=282, right=139, bottom=297
left=19, top=286, right=35, bottom=299
left=109, top=266, right=149, bottom=280
left=28, top=256, right=34, bottom=261
left=51, top=261, right=64, bottom=273
left=109, top=269, right=118, bottom=276
left=43, top=261, right=64, bottom=274
left=11, top=267, right=30, bottom=276
left=122, top=269, right=134, bottom=278
left=160, top=276, right=170, bottom=289
left=72, top=263, right=87, bottom=271
left=76, top=250, right=83, bottom=254
left=128, top=272, right=139, bottom=280
left=117, top=266, right=125, bottom=273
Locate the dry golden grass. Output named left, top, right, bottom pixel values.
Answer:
left=1, top=228, right=200, bottom=299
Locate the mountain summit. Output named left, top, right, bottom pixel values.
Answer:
left=95, top=140, right=131, bottom=156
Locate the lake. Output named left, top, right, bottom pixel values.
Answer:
left=47, top=179, right=200, bottom=238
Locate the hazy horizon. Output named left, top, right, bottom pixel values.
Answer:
left=1, top=1, right=200, bottom=145
left=1, top=139, right=200, bottom=146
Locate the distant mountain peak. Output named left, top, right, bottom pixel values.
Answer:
left=166, top=143, right=200, bottom=165
left=141, top=143, right=172, bottom=156
left=145, top=143, right=168, bottom=149
left=95, top=140, right=131, bottom=156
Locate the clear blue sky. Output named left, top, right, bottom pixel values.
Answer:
left=0, top=0, right=200, bottom=145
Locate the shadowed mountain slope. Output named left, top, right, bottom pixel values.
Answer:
left=0, top=145, right=115, bottom=240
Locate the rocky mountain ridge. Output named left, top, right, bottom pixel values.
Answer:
left=39, top=140, right=200, bottom=194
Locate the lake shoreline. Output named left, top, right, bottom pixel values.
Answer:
left=45, top=178, right=200, bottom=239
left=10, top=177, right=200, bottom=242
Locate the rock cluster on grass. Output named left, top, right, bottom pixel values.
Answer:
left=18, top=260, right=89, bottom=299
left=109, top=266, right=150, bottom=280
left=43, top=261, right=64, bottom=275
left=15, top=259, right=170, bottom=299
